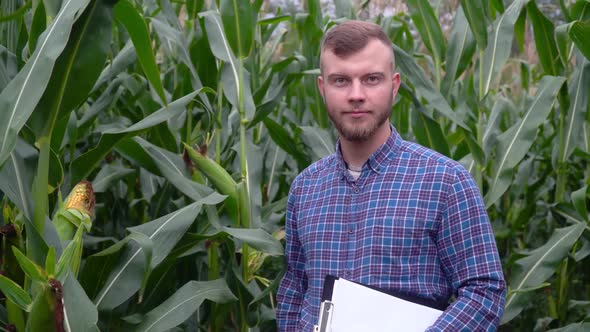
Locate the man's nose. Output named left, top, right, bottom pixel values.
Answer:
left=348, top=80, right=366, bottom=103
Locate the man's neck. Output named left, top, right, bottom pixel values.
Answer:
left=340, top=125, right=391, bottom=169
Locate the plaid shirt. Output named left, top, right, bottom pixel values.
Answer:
left=276, top=127, right=506, bottom=331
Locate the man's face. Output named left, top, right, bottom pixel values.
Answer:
left=318, top=39, right=401, bottom=142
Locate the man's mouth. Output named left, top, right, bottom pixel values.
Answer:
left=346, top=110, right=370, bottom=118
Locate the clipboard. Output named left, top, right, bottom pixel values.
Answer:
left=314, top=275, right=447, bottom=332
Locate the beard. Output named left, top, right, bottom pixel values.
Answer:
left=325, top=94, right=393, bottom=142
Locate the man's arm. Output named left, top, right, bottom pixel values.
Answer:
left=427, top=167, right=506, bottom=331
left=276, top=182, right=307, bottom=332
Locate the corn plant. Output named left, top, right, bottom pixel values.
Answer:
left=0, top=0, right=590, bottom=331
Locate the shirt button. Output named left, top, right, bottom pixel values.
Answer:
left=353, top=188, right=359, bottom=193
left=348, top=228, right=353, bottom=234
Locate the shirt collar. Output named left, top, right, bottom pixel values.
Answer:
left=335, top=124, right=402, bottom=177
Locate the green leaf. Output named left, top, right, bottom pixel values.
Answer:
left=93, top=40, right=136, bottom=91
left=94, top=196, right=223, bottom=310
left=485, top=76, right=566, bottom=208
left=299, top=126, right=335, bottom=161
left=150, top=23, right=212, bottom=114
left=460, top=0, right=488, bottom=49
left=134, top=279, right=236, bottom=332
left=12, top=247, right=47, bottom=283
left=223, top=227, right=283, bottom=256
left=257, top=14, right=290, bottom=25
left=92, top=164, right=135, bottom=193
left=220, top=0, right=254, bottom=58
left=45, top=247, right=56, bottom=277
left=482, top=97, right=512, bottom=155
left=70, top=90, right=200, bottom=185
left=411, top=107, right=451, bottom=157
left=28, top=0, right=115, bottom=137
left=514, top=7, right=527, bottom=52
left=502, top=222, right=586, bottom=324
left=25, top=283, right=57, bottom=332
left=441, top=7, right=476, bottom=98
left=114, top=0, right=167, bottom=105
left=558, top=58, right=590, bottom=163
left=0, top=140, right=36, bottom=221
left=200, top=10, right=255, bottom=120
left=480, top=0, right=526, bottom=98
left=140, top=138, right=214, bottom=201
left=0, top=274, right=32, bottom=312
left=43, top=0, right=61, bottom=18
left=115, top=137, right=161, bottom=176
left=571, top=185, right=589, bottom=222
left=62, top=272, right=99, bottom=332
left=406, top=0, right=446, bottom=65
left=127, top=231, right=154, bottom=304
left=527, top=1, right=564, bottom=75
left=546, top=322, right=590, bottom=332
left=55, top=225, right=84, bottom=278
left=570, top=21, right=590, bottom=61
left=263, top=117, right=308, bottom=169
left=29, top=0, right=47, bottom=54
left=393, top=44, right=468, bottom=130
left=0, top=0, right=31, bottom=23
left=0, top=0, right=92, bottom=167
left=555, top=22, right=573, bottom=65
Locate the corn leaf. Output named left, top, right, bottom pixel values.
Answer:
left=406, top=0, right=446, bottom=65
left=92, top=164, right=135, bottom=193
left=459, top=0, right=488, bottom=49
left=485, top=76, right=566, bottom=208
left=558, top=57, right=590, bottom=163
left=134, top=279, right=237, bottom=332
left=502, top=222, right=586, bottom=324
left=0, top=275, right=32, bottom=312
left=393, top=44, right=468, bottom=130
left=481, top=0, right=526, bottom=98
left=62, top=272, right=99, bottom=332
left=299, top=126, right=335, bottom=161
left=27, top=0, right=115, bottom=137
left=113, top=0, right=167, bottom=106
left=0, top=0, right=91, bottom=167
left=140, top=138, right=214, bottom=201
left=70, top=90, right=200, bottom=185
left=220, top=0, right=254, bottom=59
left=94, top=195, right=223, bottom=310
left=200, top=10, right=255, bottom=120
left=12, top=247, right=47, bottom=283
left=0, top=140, right=36, bottom=221
left=527, top=1, right=564, bottom=76
left=569, top=21, right=590, bottom=61
left=441, top=7, right=476, bottom=98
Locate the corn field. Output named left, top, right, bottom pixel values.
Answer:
left=0, top=0, right=589, bottom=331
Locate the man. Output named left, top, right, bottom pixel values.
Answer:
left=276, top=20, right=506, bottom=331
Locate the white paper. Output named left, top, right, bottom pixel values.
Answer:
left=328, top=278, right=443, bottom=332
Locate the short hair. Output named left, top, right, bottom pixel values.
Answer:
left=320, top=20, right=394, bottom=72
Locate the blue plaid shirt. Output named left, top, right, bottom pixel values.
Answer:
left=276, top=127, right=506, bottom=331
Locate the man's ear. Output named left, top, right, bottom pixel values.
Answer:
left=317, top=75, right=325, bottom=100
left=391, top=72, right=401, bottom=99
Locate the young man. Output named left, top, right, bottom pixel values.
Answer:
left=276, top=20, right=506, bottom=331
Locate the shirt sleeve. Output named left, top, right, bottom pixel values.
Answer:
left=426, top=167, right=506, bottom=331
left=276, top=180, right=307, bottom=332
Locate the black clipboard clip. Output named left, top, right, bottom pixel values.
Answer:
left=313, top=300, right=333, bottom=332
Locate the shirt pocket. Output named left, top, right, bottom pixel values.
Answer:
left=367, top=218, right=436, bottom=289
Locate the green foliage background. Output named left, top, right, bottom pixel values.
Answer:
left=0, top=0, right=589, bottom=331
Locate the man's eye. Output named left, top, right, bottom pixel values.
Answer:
left=366, top=76, right=381, bottom=84
left=333, top=78, right=347, bottom=86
